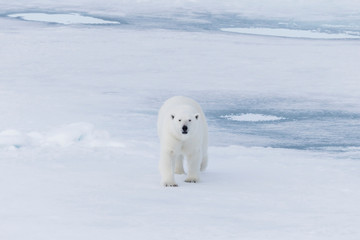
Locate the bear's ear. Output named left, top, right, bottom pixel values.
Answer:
left=195, top=114, right=199, bottom=120
left=171, top=115, right=175, bottom=120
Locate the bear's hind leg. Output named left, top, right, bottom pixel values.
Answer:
left=200, top=155, right=208, bottom=171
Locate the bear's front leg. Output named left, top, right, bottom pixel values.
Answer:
left=159, top=150, right=178, bottom=187
left=174, top=154, right=185, bottom=174
left=185, top=151, right=201, bottom=183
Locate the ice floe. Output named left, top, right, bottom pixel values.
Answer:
left=221, top=27, right=360, bottom=39
left=221, top=113, right=285, bottom=122
left=8, top=12, right=120, bottom=25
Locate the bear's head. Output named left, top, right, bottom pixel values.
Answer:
left=169, top=105, right=200, bottom=140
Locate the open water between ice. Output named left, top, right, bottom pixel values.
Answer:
left=203, top=95, right=360, bottom=156
left=3, top=10, right=360, bottom=39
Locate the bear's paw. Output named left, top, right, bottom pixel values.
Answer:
left=185, top=177, right=198, bottom=183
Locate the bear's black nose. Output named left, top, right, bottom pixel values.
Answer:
left=182, top=125, right=188, bottom=134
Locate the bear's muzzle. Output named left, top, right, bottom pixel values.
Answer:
left=182, top=125, right=188, bottom=134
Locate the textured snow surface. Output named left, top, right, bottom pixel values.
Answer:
left=0, top=123, right=124, bottom=149
left=1, top=1, right=360, bottom=240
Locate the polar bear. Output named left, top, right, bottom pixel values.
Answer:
left=157, top=96, right=208, bottom=187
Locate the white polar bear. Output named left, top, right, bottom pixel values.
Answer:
left=157, top=96, right=208, bottom=187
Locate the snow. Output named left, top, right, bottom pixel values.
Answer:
left=0, top=123, right=124, bottom=149
left=1, top=1, right=360, bottom=240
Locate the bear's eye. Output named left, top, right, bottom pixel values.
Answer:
left=189, top=119, right=191, bottom=122
left=178, top=119, right=181, bottom=122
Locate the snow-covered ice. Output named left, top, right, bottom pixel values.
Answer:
left=8, top=13, right=121, bottom=25
left=1, top=1, right=360, bottom=239
left=221, top=27, right=360, bottom=39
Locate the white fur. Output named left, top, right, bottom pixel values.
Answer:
left=157, top=96, right=208, bottom=187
